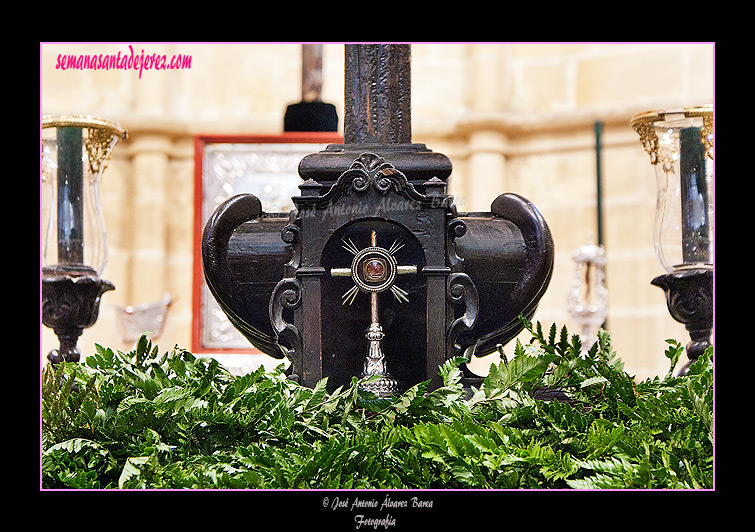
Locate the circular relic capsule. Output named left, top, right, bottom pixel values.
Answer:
left=351, top=246, right=397, bottom=293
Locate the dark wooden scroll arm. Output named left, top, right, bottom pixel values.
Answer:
left=201, top=193, right=286, bottom=358
left=490, top=192, right=555, bottom=339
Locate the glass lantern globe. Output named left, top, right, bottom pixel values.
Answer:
left=41, top=115, right=127, bottom=277
left=631, top=106, right=713, bottom=273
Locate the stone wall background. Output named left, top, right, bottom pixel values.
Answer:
left=40, top=42, right=714, bottom=381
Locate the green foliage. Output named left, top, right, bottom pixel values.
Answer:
left=41, top=320, right=713, bottom=489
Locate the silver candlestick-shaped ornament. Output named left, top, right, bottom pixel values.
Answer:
left=567, top=239, right=608, bottom=356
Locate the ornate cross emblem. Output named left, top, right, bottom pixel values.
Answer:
left=330, top=230, right=417, bottom=397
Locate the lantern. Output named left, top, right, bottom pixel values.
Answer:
left=632, top=105, right=713, bottom=374
left=41, top=115, right=127, bottom=363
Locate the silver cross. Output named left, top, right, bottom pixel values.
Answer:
left=329, top=230, right=418, bottom=397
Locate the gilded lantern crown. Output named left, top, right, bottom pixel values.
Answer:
left=42, top=115, right=128, bottom=176
left=631, top=105, right=713, bottom=170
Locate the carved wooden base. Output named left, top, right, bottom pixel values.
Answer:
left=201, top=44, right=553, bottom=393
left=651, top=268, right=713, bottom=375
left=42, top=269, right=114, bottom=364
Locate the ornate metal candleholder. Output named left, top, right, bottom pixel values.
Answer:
left=650, top=268, right=712, bottom=373
left=41, top=115, right=127, bottom=363
left=42, top=274, right=114, bottom=364
left=632, top=105, right=713, bottom=374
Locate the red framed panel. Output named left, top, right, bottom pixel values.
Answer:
left=191, top=132, right=342, bottom=355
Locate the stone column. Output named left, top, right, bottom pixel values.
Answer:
left=127, top=43, right=173, bottom=308
left=127, top=132, right=172, bottom=305
left=465, top=44, right=509, bottom=211
left=165, top=135, right=195, bottom=344
left=467, top=130, right=508, bottom=211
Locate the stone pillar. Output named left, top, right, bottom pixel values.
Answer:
left=165, top=136, right=195, bottom=343
left=465, top=44, right=508, bottom=211
left=127, top=43, right=173, bottom=308
left=127, top=133, right=171, bottom=305
left=467, top=130, right=508, bottom=211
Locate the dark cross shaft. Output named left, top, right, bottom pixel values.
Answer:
left=344, top=44, right=412, bottom=145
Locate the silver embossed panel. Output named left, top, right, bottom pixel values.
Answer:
left=198, top=141, right=330, bottom=351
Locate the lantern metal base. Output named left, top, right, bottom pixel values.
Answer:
left=42, top=269, right=114, bottom=364
left=651, top=268, right=713, bottom=375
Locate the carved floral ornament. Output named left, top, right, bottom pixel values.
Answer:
left=631, top=105, right=713, bottom=172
